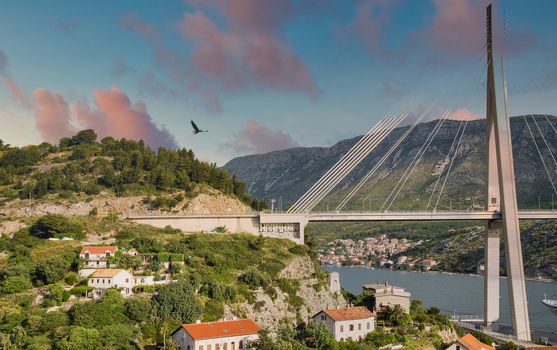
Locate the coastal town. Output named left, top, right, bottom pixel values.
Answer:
left=316, top=234, right=438, bottom=271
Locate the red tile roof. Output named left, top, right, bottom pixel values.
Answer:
left=458, top=334, right=495, bottom=350
left=320, top=307, right=374, bottom=321
left=178, top=319, right=260, bottom=340
left=80, top=246, right=118, bottom=254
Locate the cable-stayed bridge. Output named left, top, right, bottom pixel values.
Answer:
left=127, top=4, right=557, bottom=342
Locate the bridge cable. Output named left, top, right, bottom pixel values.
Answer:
left=287, top=97, right=416, bottom=213
left=523, top=115, right=557, bottom=196
left=426, top=120, right=465, bottom=211
left=293, top=113, right=408, bottom=213
left=531, top=115, right=557, bottom=169
left=335, top=97, right=441, bottom=212
left=433, top=120, right=469, bottom=212
left=290, top=93, right=426, bottom=213
left=381, top=107, right=453, bottom=212
left=384, top=110, right=453, bottom=212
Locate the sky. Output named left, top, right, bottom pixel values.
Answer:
left=1, top=0, right=557, bottom=165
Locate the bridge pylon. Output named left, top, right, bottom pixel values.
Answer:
left=484, top=4, right=530, bottom=340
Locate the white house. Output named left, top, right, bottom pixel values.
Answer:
left=446, top=334, right=495, bottom=350
left=172, top=319, right=260, bottom=350
left=79, top=246, right=118, bottom=268
left=87, top=268, right=155, bottom=296
left=312, top=307, right=375, bottom=342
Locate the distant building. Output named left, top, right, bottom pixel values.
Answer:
left=87, top=268, right=155, bottom=296
left=312, top=307, right=375, bottom=342
left=362, top=283, right=411, bottom=313
left=421, top=259, right=437, bottom=271
left=172, top=319, right=260, bottom=350
left=80, top=245, right=118, bottom=268
left=446, top=333, right=494, bottom=350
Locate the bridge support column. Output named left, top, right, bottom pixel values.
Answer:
left=485, top=4, right=530, bottom=340
left=484, top=221, right=500, bottom=327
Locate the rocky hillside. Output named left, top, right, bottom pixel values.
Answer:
left=224, top=115, right=557, bottom=211
left=0, top=129, right=263, bottom=223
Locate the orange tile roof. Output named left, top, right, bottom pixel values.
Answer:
left=178, top=319, right=260, bottom=340
left=458, top=334, right=495, bottom=350
left=320, top=307, right=374, bottom=321
left=80, top=246, right=118, bottom=254
left=91, top=269, right=126, bottom=278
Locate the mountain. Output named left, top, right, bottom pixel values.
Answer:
left=224, top=115, right=557, bottom=211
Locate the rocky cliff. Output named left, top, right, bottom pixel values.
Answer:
left=224, top=256, right=346, bottom=330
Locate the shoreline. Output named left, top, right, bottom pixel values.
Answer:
left=323, top=264, right=556, bottom=283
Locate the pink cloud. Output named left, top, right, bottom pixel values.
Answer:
left=417, top=0, right=535, bottom=56
left=2, top=78, right=32, bottom=109
left=222, top=119, right=299, bottom=155
left=71, top=87, right=178, bottom=149
left=344, top=0, right=399, bottom=59
left=446, top=108, right=483, bottom=121
left=33, top=89, right=77, bottom=144
left=121, top=12, right=161, bottom=43
left=178, top=1, right=316, bottom=96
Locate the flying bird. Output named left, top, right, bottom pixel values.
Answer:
left=191, top=120, right=208, bottom=135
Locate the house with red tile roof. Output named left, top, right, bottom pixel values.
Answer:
left=172, top=319, right=260, bottom=350
left=446, top=334, right=495, bottom=350
left=79, top=245, right=118, bottom=268
left=312, top=306, right=375, bottom=342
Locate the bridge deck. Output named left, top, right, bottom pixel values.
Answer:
left=259, top=210, right=557, bottom=223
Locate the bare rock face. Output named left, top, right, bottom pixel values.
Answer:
left=224, top=256, right=346, bottom=331
left=0, top=187, right=253, bottom=218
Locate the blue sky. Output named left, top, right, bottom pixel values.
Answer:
left=1, top=0, right=556, bottom=164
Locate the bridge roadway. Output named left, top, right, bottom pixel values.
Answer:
left=258, top=210, right=557, bottom=223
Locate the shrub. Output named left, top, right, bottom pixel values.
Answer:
left=238, top=268, right=268, bottom=288
left=65, top=272, right=79, bottom=285
left=29, top=214, right=84, bottom=239
left=1, top=276, right=33, bottom=294
left=70, top=286, right=93, bottom=297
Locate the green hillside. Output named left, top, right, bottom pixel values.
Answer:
left=0, top=129, right=266, bottom=211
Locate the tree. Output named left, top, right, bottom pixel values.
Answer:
left=70, top=129, right=97, bottom=146
left=29, top=214, right=83, bottom=239
left=152, top=281, right=201, bottom=323
left=304, top=321, right=331, bottom=350
left=56, top=326, right=100, bottom=350
left=34, top=257, right=71, bottom=285
left=125, top=296, right=152, bottom=323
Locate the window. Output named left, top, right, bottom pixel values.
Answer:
left=224, top=344, right=228, bottom=350
left=199, top=346, right=204, bottom=350
left=126, top=278, right=129, bottom=283
left=239, top=341, right=244, bottom=349
left=102, top=279, right=105, bottom=284
left=84, top=253, right=89, bottom=259
left=108, top=280, right=111, bottom=284
left=106, top=252, right=111, bottom=257
left=321, top=315, right=326, bottom=320
left=367, top=323, right=370, bottom=329
left=187, top=346, right=190, bottom=350
left=358, top=323, right=361, bottom=330
left=216, top=345, right=220, bottom=350
left=141, top=278, right=145, bottom=283
left=349, top=324, right=354, bottom=331
left=208, top=346, right=212, bottom=350
left=340, top=325, right=344, bottom=332
left=456, top=346, right=461, bottom=350
left=231, top=342, right=236, bottom=350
